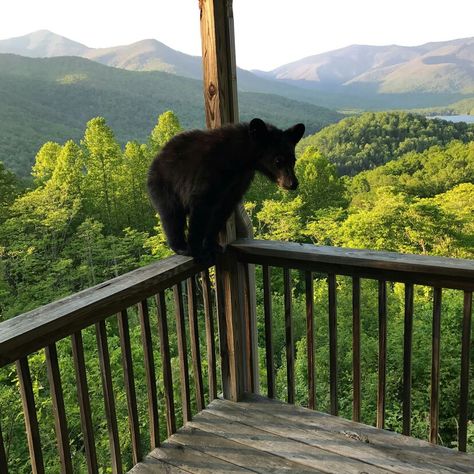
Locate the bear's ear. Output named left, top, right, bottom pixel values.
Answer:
left=249, top=118, right=268, bottom=141
left=285, top=123, right=305, bottom=145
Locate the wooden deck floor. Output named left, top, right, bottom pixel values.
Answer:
left=130, top=394, right=474, bottom=474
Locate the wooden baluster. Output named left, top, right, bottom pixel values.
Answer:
left=242, top=263, right=256, bottom=393
left=377, top=280, right=387, bottom=429
left=430, top=288, right=442, bottom=444
left=402, top=283, right=414, bottom=436
left=173, top=284, right=192, bottom=422
left=0, top=417, right=7, bottom=474
left=284, top=268, right=294, bottom=404
left=202, top=270, right=218, bottom=401
left=187, top=277, right=205, bottom=411
left=156, top=292, right=176, bottom=436
left=305, top=271, right=315, bottom=410
left=263, top=265, right=275, bottom=399
left=71, top=332, right=98, bottom=473
left=16, top=357, right=44, bottom=474
left=458, top=291, right=472, bottom=452
left=45, top=343, right=73, bottom=473
left=117, top=309, right=141, bottom=463
left=95, top=321, right=122, bottom=474
left=328, top=273, right=338, bottom=416
left=352, top=277, right=361, bottom=422
left=138, top=300, right=160, bottom=448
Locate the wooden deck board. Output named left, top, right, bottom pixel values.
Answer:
left=131, top=395, right=474, bottom=474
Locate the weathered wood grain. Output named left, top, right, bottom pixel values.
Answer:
left=150, top=439, right=251, bottom=473
left=237, top=395, right=473, bottom=473
left=352, top=276, right=361, bottom=422
left=96, top=321, right=122, bottom=473
left=328, top=273, right=338, bottom=416
left=377, top=280, right=387, bottom=429
left=129, top=451, right=190, bottom=473
left=458, top=291, right=472, bottom=452
left=45, top=343, right=73, bottom=473
left=138, top=299, right=160, bottom=448
left=283, top=268, right=294, bottom=404
left=430, top=288, right=442, bottom=444
left=156, top=292, right=176, bottom=436
left=173, top=421, right=322, bottom=473
left=117, top=309, right=142, bottom=463
left=230, top=239, right=474, bottom=290
left=71, top=331, right=98, bottom=473
left=201, top=271, right=217, bottom=401
left=16, top=357, right=44, bottom=474
left=0, top=255, right=205, bottom=367
left=262, top=264, right=275, bottom=399
left=204, top=401, right=393, bottom=474
left=187, top=277, right=205, bottom=411
left=173, top=284, right=192, bottom=423
left=305, top=271, right=315, bottom=410
left=403, top=283, right=414, bottom=436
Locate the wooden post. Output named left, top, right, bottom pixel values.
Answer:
left=199, top=0, right=258, bottom=399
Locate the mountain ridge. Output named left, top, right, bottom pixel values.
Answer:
left=2, top=30, right=473, bottom=105
left=257, top=37, right=474, bottom=94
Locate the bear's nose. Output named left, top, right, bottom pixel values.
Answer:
left=289, top=178, right=298, bottom=190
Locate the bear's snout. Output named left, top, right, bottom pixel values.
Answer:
left=280, top=176, right=298, bottom=190
left=288, top=178, right=298, bottom=190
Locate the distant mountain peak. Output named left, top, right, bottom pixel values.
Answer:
left=0, top=30, right=89, bottom=57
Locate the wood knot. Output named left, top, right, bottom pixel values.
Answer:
left=208, top=83, right=217, bottom=97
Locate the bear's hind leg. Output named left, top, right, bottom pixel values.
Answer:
left=187, top=202, right=213, bottom=263
left=157, top=202, right=188, bottom=255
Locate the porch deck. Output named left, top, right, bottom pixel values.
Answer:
left=131, top=394, right=474, bottom=474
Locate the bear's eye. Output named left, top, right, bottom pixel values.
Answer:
left=274, top=156, right=283, bottom=167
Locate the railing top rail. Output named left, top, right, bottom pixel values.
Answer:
left=0, top=254, right=205, bottom=368
left=2, top=238, right=473, bottom=368
left=230, top=239, right=474, bottom=291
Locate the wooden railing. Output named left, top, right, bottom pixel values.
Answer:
left=230, top=239, right=474, bottom=452
left=0, top=239, right=473, bottom=473
left=0, top=255, right=220, bottom=473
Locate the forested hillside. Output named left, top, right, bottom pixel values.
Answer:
left=0, top=54, right=342, bottom=177
left=0, top=111, right=472, bottom=471
left=298, top=111, right=474, bottom=175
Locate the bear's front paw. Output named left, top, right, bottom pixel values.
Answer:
left=192, top=247, right=216, bottom=266
left=204, top=240, right=226, bottom=255
left=173, top=247, right=191, bottom=257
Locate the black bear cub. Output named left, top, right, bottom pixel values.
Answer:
left=147, top=118, right=305, bottom=263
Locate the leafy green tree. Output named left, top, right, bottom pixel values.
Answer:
left=117, top=141, right=155, bottom=231
left=31, top=142, right=62, bottom=184
left=82, top=117, right=123, bottom=232
left=256, top=196, right=304, bottom=241
left=295, top=146, right=347, bottom=216
left=0, top=162, right=19, bottom=222
left=149, top=110, right=182, bottom=155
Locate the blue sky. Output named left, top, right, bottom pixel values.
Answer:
left=1, top=0, right=473, bottom=70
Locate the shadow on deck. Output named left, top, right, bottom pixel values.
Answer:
left=131, top=394, right=474, bottom=474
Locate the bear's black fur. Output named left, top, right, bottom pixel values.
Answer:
left=147, top=118, right=305, bottom=263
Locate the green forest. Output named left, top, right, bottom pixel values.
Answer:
left=0, top=54, right=342, bottom=177
left=0, top=111, right=473, bottom=472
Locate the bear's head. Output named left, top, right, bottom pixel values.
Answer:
left=249, top=118, right=305, bottom=190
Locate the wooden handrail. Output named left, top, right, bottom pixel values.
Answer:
left=229, top=239, right=474, bottom=290
left=0, top=255, right=205, bottom=367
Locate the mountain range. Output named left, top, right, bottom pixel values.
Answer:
left=2, top=30, right=474, bottom=109
left=257, top=37, right=474, bottom=94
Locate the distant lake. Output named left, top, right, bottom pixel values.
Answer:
left=429, top=115, right=474, bottom=123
